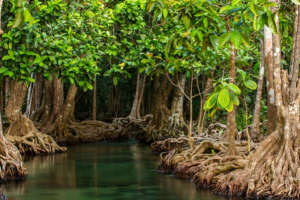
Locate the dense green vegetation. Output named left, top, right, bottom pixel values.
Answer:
left=0, top=0, right=300, bottom=199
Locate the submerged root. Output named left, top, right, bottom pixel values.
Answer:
left=5, top=116, right=66, bottom=155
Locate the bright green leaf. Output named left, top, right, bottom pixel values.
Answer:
left=218, top=89, right=230, bottom=108
left=207, top=93, right=219, bottom=109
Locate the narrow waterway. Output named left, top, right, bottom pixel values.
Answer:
left=1, top=139, right=240, bottom=200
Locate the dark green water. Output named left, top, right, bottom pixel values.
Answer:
left=1, top=139, right=238, bottom=200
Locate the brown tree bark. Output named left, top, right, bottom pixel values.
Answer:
left=250, top=30, right=265, bottom=142
left=32, top=73, right=43, bottom=113
left=225, top=17, right=238, bottom=156
left=4, top=77, right=10, bottom=107
left=213, top=4, right=300, bottom=198
left=129, top=70, right=147, bottom=119
left=152, top=72, right=172, bottom=129
left=196, top=78, right=213, bottom=133
left=265, top=25, right=277, bottom=135
left=4, top=80, right=65, bottom=155
left=41, top=75, right=63, bottom=132
left=168, top=72, right=187, bottom=137
left=92, top=76, right=97, bottom=121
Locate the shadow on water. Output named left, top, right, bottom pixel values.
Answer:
left=0, top=139, right=243, bottom=200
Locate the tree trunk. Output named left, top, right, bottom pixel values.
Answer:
left=5, top=80, right=28, bottom=124
left=129, top=70, right=147, bottom=119
left=250, top=30, right=265, bottom=142
left=225, top=17, right=238, bottom=156
left=41, top=75, right=63, bottom=132
left=152, top=73, right=172, bottom=129
left=215, top=5, right=300, bottom=198
left=265, top=25, right=277, bottom=135
left=32, top=72, right=43, bottom=114
left=4, top=77, right=10, bottom=107
left=196, top=78, right=212, bottom=133
left=43, top=84, right=77, bottom=143
left=4, top=80, right=65, bottom=155
left=168, top=72, right=187, bottom=137
left=38, top=80, right=52, bottom=126
left=92, top=76, right=97, bottom=121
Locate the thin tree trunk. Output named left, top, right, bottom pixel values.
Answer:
left=4, top=77, right=10, bottom=107
left=225, top=17, right=238, bottom=156
left=33, top=73, right=43, bottom=112
left=136, top=73, right=146, bottom=119
left=92, top=76, right=97, bottom=120
left=129, top=70, right=141, bottom=119
left=196, top=78, right=212, bottom=133
left=265, top=25, right=277, bottom=135
left=250, top=30, right=265, bottom=142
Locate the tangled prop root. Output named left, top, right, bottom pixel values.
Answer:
left=0, top=136, right=27, bottom=182
left=5, top=116, right=66, bottom=155
left=156, top=140, right=227, bottom=173
left=113, top=114, right=153, bottom=130
left=66, top=120, right=128, bottom=144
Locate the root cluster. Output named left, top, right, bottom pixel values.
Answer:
left=5, top=116, right=66, bottom=155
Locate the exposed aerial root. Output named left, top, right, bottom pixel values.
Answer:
left=5, top=116, right=66, bottom=155
left=155, top=125, right=300, bottom=199
left=0, top=135, right=28, bottom=182
left=113, top=114, right=153, bottom=131
left=65, top=120, right=128, bottom=144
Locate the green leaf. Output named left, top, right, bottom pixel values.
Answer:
left=12, top=9, right=23, bottom=28
left=16, top=0, right=22, bottom=7
left=203, top=18, right=208, bottom=28
left=207, top=93, right=219, bottom=109
left=240, top=32, right=250, bottom=46
left=209, top=35, right=219, bottom=51
left=225, top=100, right=234, bottom=112
left=163, top=9, right=168, bottom=18
left=113, top=77, right=118, bottom=85
left=231, top=30, right=242, bottom=49
left=197, top=31, right=203, bottom=41
left=146, top=2, right=155, bottom=12
left=237, top=68, right=247, bottom=81
left=27, top=77, right=35, bottom=82
left=78, top=81, right=85, bottom=87
left=86, top=82, right=93, bottom=90
left=262, top=2, right=278, bottom=7
left=2, top=55, right=11, bottom=60
left=250, top=4, right=259, bottom=16
left=256, top=13, right=267, bottom=31
left=219, top=6, right=232, bottom=13
left=218, top=89, right=230, bottom=108
left=244, top=80, right=257, bottom=90
left=182, top=14, right=191, bottom=29
left=232, top=0, right=242, bottom=6
left=267, top=14, right=278, bottom=34
left=24, top=8, right=31, bottom=22
left=0, top=67, right=8, bottom=74
left=229, top=92, right=240, bottom=105
left=219, top=32, right=231, bottom=46
left=150, top=59, right=155, bottom=67
left=4, top=71, right=13, bottom=77
left=228, top=83, right=241, bottom=95
left=291, top=0, right=300, bottom=5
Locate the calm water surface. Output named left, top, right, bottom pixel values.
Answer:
left=1, top=139, right=240, bottom=200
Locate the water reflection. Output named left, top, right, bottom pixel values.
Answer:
left=1, top=140, right=243, bottom=200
